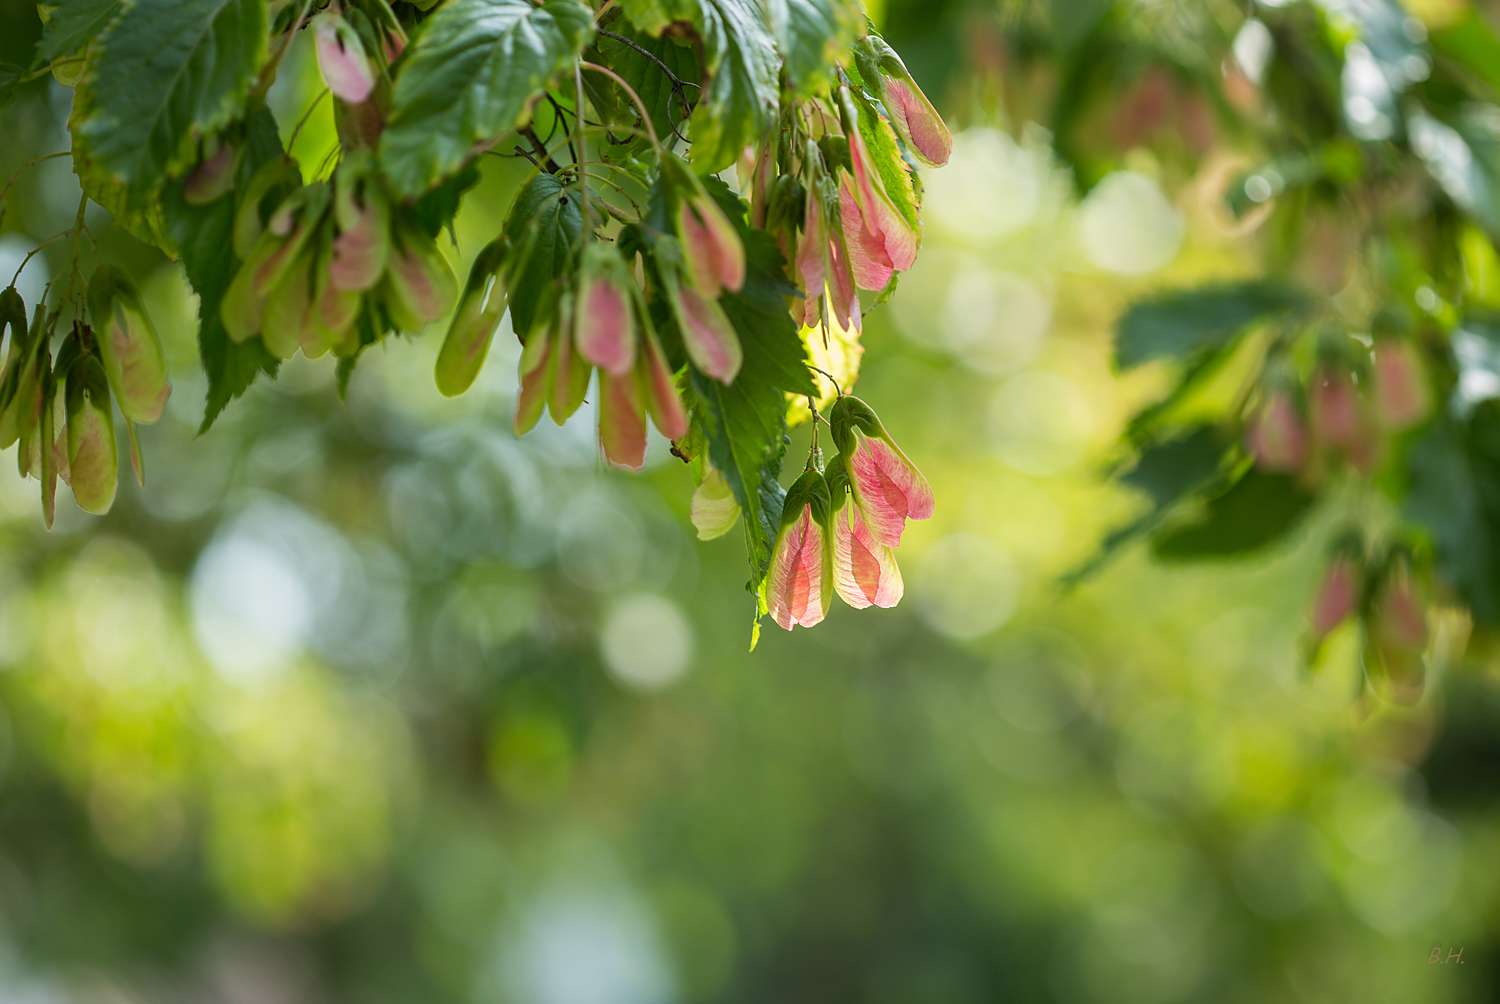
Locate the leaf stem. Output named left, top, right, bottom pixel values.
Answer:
left=807, top=364, right=843, bottom=398
left=16, top=58, right=83, bottom=86
left=575, top=62, right=592, bottom=232
left=0, top=151, right=69, bottom=233
left=13, top=229, right=71, bottom=290
left=579, top=61, right=661, bottom=152
left=519, top=125, right=562, bottom=173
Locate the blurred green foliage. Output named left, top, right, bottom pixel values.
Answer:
left=1, top=1, right=1500, bottom=1003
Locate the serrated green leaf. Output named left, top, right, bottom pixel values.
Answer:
left=161, top=107, right=282, bottom=433
left=768, top=0, right=859, bottom=99
left=503, top=173, right=583, bottom=337
left=0, top=64, right=27, bottom=114
left=1150, top=468, right=1315, bottom=560
left=589, top=22, right=701, bottom=154
left=624, top=0, right=778, bottom=174
left=1433, top=9, right=1500, bottom=98
left=36, top=0, right=121, bottom=64
left=1115, top=281, right=1308, bottom=370
left=856, top=90, right=920, bottom=235
left=412, top=162, right=483, bottom=239
left=380, top=0, right=595, bottom=198
left=75, top=0, right=268, bottom=200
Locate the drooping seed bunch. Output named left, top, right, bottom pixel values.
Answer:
left=1307, top=531, right=1432, bottom=705
left=17, top=0, right=953, bottom=641
left=0, top=266, right=172, bottom=526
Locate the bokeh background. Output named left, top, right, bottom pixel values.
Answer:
left=1, top=0, right=1498, bottom=1001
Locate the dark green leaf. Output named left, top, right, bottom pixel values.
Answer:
left=75, top=0, right=268, bottom=198
left=590, top=22, right=701, bottom=154
left=502, top=173, right=583, bottom=336
left=161, top=107, right=282, bottom=433
left=380, top=0, right=595, bottom=198
left=623, top=0, right=778, bottom=173
left=1119, top=427, right=1227, bottom=509
left=768, top=0, right=860, bottom=99
left=36, top=0, right=120, bottom=64
left=0, top=64, right=25, bottom=113
left=1150, top=469, right=1315, bottom=560
left=1406, top=416, right=1500, bottom=623
left=1115, top=281, right=1308, bottom=369
left=1432, top=9, right=1500, bottom=98
left=412, top=162, right=482, bottom=239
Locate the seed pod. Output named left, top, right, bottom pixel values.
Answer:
left=0, top=287, right=33, bottom=447
left=261, top=251, right=315, bottom=360
left=691, top=464, right=741, bottom=540
left=1309, top=551, right=1360, bottom=637
left=233, top=156, right=302, bottom=260
left=330, top=171, right=391, bottom=291
left=87, top=264, right=171, bottom=424
left=767, top=468, right=834, bottom=630
left=383, top=224, right=458, bottom=331
left=313, top=12, right=376, bottom=105
left=8, top=356, right=43, bottom=471
left=662, top=154, right=746, bottom=298
left=65, top=355, right=118, bottom=515
left=546, top=298, right=590, bottom=425
left=1365, top=556, right=1429, bottom=705
left=852, top=35, right=952, bottom=168
left=436, top=237, right=509, bottom=397
left=184, top=141, right=239, bottom=206
left=574, top=244, right=636, bottom=377
left=1372, top=339, right=1431, bottom=431
left=838, top=88, right=918, bottom=279
left=599, top=369, right=647, bottom=470
left=1309, top=364, right=1378, bottom=472
left=676, top=195, right=745, bottom=298
left=1247, top=389, right=1308, bottom=473
left=40, top=367, right=57, bottom=528
left=830, top=394, right=934, bottom=546
left=831, top=488, right=904, bottom=610
left=514, top=330, right=551, bottom=436
left=640, top=328, right=687, bottom=440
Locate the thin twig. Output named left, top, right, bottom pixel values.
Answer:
left=519, top=126, right=562, bottom=173
left=546, top=93, right=577, bottom=165
left=594, top=30, right=698, bottom=143
left=0, top=151, right=69, bottom=233
left=575, top=62, right=592, bottom=232
left=15, top=58, right=83, bottom=86
left=14, top=230, right=71, bottom=289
